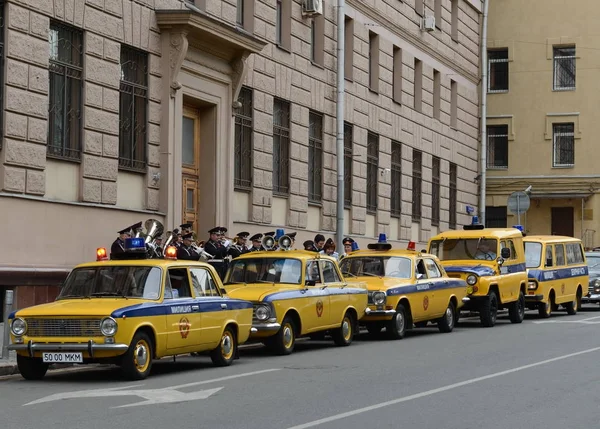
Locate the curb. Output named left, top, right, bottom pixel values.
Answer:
left=0, top=363, right=74, bottom=377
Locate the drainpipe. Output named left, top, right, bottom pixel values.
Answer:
left=335, top=0, right=346, bottom=252
left=479, top=0, right=489, bottom=225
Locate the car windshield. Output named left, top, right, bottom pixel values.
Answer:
left=339, top=256, right=412, bottom=279
left=224, top=258, right=303, bottom=285
left=586, top=255, right=600, bottom=272
left=429, top=238, right=499, bottom=261
left=524, top=242, right=542, bottom=268
left=58, top=266, right=162, bottom=300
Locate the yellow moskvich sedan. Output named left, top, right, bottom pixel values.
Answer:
left=221, top=248, right=368, bottom=355
left=8, top=239, right=253, bottom=381
left=339, top=234, right=469, bottom=339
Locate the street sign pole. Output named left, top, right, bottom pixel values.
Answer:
left=517, top=194, right=520, bottom=226
left=2, top=290, right=13, bottom=359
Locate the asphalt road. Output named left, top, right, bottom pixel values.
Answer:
left=2, top=307, right=600, bottom=429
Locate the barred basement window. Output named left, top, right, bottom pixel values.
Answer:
left=234, top=86, right=253, bottom=190
left=432, top=156, right=440, bottom=226
left=119, top=45, right=148, bottom=172
left=344, top=122, right=353, bottom=208
left=449, top=163, right=457, bottom=229
left=308, top=111, right=323, bottom=203
left=553, top=123, right=575, bottom=167
left=488, top=49, right=509, bottom=92
left=48, top=21, right=83, bottom=161
left=412, top=150, right=422, bottom=222
left=273, top=98, right=290, bottom=195
left=367, top=132, right=379, bottom=214
left=391, top=141, right=402, bottom=218
left=487, top=125, right=509, bottom=169
left=553, top=46, right=576, bottom=91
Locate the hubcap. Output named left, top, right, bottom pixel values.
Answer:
left=395, top=312, right=405, bottom=333
left=283, top=325, right=293, bottom=348
left=135, top=342, right=148, bottom=369
left=445, top=307, right=453, bottom=325
left=342, top=318, right=351, bottom=340
left=222, top=334, right=232, bottom=357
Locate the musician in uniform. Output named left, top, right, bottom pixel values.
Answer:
left=180, top=223, right=192, bottom=236
left=340, top=237, right=355, bottom=259
left=177, top=233, right=200, bottom=260
left=248, top=233, right=263, bottom=252
left=110, top=226, right=132, bottom=259
left=314, top=234, right=326, bottom=252
left=303, top=240, right=317, bottom=252
left=229, top=232, right=250, bottom=258
left=287, top=232, right=297, bottom=250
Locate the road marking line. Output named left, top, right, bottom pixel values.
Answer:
left=285, top=346, right=600, bottom=429
left=170, top=368, right=281, bottom=390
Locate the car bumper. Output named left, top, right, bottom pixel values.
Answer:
left=582, top=293, right=600, bottom=304
left=250, top=322, right=281, bottom=333
left=8, top=340, right=129, bottom=358
left=525, top=294, right=544, bottom=302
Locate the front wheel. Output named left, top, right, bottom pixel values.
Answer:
left=210, top=326, right=237, bottom=367
left=120, top=331, right=153, bottom=380
left=480, top=291, right=498, bottom=327
left=17, top=355, right=49, bottom=380
left=509, top=291, right=525, bottom=323
left=332, top=312, right=355, bottom=346
left=266, top=316, right=296, bottom=356
left=438, top=301, right=456, bottom=333
left=386, top=304, right=407, bottom=340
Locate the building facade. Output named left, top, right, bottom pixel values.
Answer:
left=486, top=0, right=600, bottom=248
left=0, top=0, right=481, bottom=312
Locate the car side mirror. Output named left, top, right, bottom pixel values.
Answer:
left=545, top=258, right=553, bottom=267
left=305, top=280, right=316, bottom=287
left=501, top=248, right=511, bottom=259
left=416, top=273, right=424, bottom=280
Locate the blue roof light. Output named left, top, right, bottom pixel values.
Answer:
left=351, top=242, right=359, bottom=251
left=471, top=216, right=479, bottom=225
left=378, top=233, right=388, bottom=243
left=125, top=237, right=146, bottom=250
left=513, top=225, right=524, bottom=232
left=275, top=228, right=285, bottom=239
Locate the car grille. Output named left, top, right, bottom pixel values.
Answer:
left=25, top=318, right=103, bottom=337
left=367, top=291, right=374, bottom=304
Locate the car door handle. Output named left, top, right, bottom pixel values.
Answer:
left=192, top=305, right=199, bottom=311
left=221, top=303, right=228, bottom=309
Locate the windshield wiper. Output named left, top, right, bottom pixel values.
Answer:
left=90, top=292, right=128, bottom=299
left=57, top=295, right=87, bottom=300
left=342, top=271, right=356, bottom=278
left=360, top=272, right=379, bottom=277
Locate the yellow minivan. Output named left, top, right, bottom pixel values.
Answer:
left=523, top=236, right=589, bottom=317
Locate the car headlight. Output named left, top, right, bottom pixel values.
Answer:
left=372, top=291, right=386, bottom=306
left=255, top=305, right=271, bottom=321
left=11, top=318, right=27, bottom=336
left=100, top=317, right=118, bottom=336
left=594, top=279, right=600, bottom=288
left=466, top=275, right=477, bottom=286
left=528, top=281, right=538, bottom=290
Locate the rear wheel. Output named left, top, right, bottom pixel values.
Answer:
left=332, top=312, right=355, bottom=346
left=17, top=355, right=49, bottom=380
left=120, top=331, right=153, bottom=380
left=438, top=301, right=456, bottom=333
left=509, top=291, right=525, bottom=324
left=386, top=304, right=407, bottom=340
left=210, top=326, right=237, bottom=367
left=539, top=293, right=554, bottom=318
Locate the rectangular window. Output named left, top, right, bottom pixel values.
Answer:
left=432, top=156, right=440, bottom=226
left=434, top=0, right=442, bottom=29
left=487, top=124, right=509, bottom=169
left=276, top=0, right=291, bottom=50
left=369, top=31, right=379, bottom=92
left=391, top=141, right=402, bottom=218
left=451, top=0, right=458, bottom=41
left=433, top=69, right=441, bottom=120
left=450, top=80, right=458, bottom=127
left=415, top=0, right=424, bottom=15
left=344, top=16, right=354, bottom=80
left=393, top=46, right=402, bottom=103
left=119, top=45, right=148, bottom=172
left=412, top=150, right=422, bottom=222
left=486, top=206, right=507, bottom=227
left=553, top=123, right=575, bottom=167
left=273, top=98, right=290, bottom=195
left=237, top=0, right=244, bottom=26
left=414, top=59, right=422, bottom=112
left=276, top=0, right=282, bottom=46
left=48, top=21, right=83, bottom=161
left=553, top=46, right=576, bottom=90
left=488, top=49, right=509, bottom=92
left=344, top=122, right=353, bottom=208
left=308, top=111, right=323, bottom=203
left=311, top=16, right=324, bottom=66
left=449, top=162, right=457, bottom=229
left=367, top=132, right=379, bottom=213
left=234, top=86, right=253, bottom=190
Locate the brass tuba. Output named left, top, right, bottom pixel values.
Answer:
left=141, top=219, right=165, bottom=258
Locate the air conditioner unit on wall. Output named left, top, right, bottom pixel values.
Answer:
left=422, top=14, right=436, bottom=31
left=302, top=0, right=323, bottom=17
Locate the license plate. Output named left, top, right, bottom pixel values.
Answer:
left=42, top=352, right=83, bottom=363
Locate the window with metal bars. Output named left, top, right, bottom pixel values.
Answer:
left=273, top=98, right=290, bottom=195
left=432, top=156, right=440, bottom=226
left=552, top=123, right=575, bottom=167
left=391, top=141, right=402, bottom=218
left=488, top=49, right=509, bottom=92
left=344, top=122, right=353, bottom=208
left=411, top=150, right=422, bottom=222
left=485, top=206, right=507, bottom=228
left=119, top=45, right=148, bottom=172
left=553, top=46, right=576, bottom=91
left=234, top=86, right=253, bottom=190
left=367, top=132, right=379, bottom=214
left=487, top=124, right=509, bottom=169
left=449, top=163, right=457, bottom=229
left=308, top=111, right=323, bottom=203
left=47, top=21, right=83, bottom=161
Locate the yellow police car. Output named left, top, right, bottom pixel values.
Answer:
left=339, top=234, right=469, bottom=339
left=8, top=237, right=254, bottom=380
left=428, top=217, right=528, bottom=327
left=221, top=236, right=368, bottom=355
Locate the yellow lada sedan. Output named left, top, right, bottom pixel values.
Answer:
left=221, top=248, right=368, bottom=355
left=428, top=217, right=527, bottom=328
left=8, top=238, right=253, bottom=381
left=339, top=234, right=469, bottom=339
